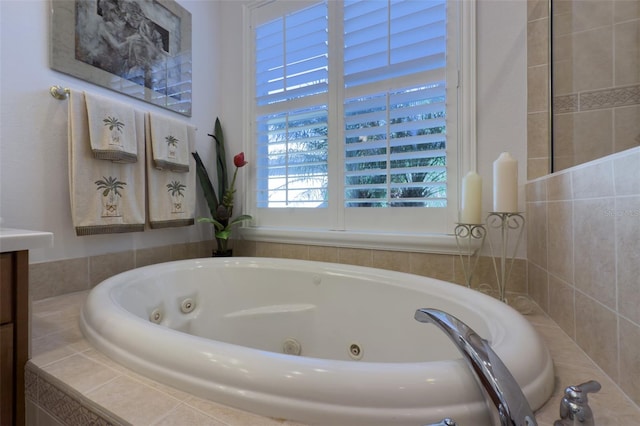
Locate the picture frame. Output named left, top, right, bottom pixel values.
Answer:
left=50, top=0, right=192, bottom=117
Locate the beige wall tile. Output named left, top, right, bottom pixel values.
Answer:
left=572, top=159, right=614, bottom=199
left=615, top=196, right=640, bottom=324
left=546, top=171, right=572, bottom=201
left=255, top=242, right=283, bottom=258
left=30, top=257, right=89, bottom=300
left=526, top=201, right=547, bottom=269
left=281, top=243, right=309, bottom=260
left=547, top=201, right=573, bottom=283
left=575, top=292, right=619, bottom=381
left=372, top=249, right=410, bottom=273
left=43, top=353, right=121, bottom=394
left=615, top=0, right=640, bottom=21
left=528, top=261, right=549, bottom=312
left=528, top=0, right=549, bottom=21
left=184, top=396, right=284, bottom=425
left=233, top=240, right=257, bottom=257
left=573, top=198, right=617, bottom=309
left=506, top=258, right=528, bottom=294
left=619, top=317, right=640, bottom=405
left=155, top=403, right=227, bottom=426
left=527, top=157, right=550, bottom=179
left=557, top=0, right=612, bottom=34
left=551, top=36, right=574, bottom=96
left=574, top=110, right=614, bottom=165
left=527, top=18, right=549, bottom=67
left=571, top=27, right=614, bottom=92
left=548, top=274, right=575, bottom=339
left=551, top=112, right=575, bottom=159
left=337, top=247, right=372, bottom=267
left=615, top=20, right=640, bottom=86
left=308, top=245, right=338, bottom=263
left=527, top=65, right=549, bottom=112
left=411, top=252, right=454, bottom=282
left=87, top=376, right=181, bottom=425
left=135, top=245, right=172, bottom=268
left=526, top=179, right=547, bottom=202
left=527, top=111, right=550, bottom=158
left=614, top=105, right=640, bottom=153
left=89, top=250, right=135, bottom=287
left=614, top=148, right=640, bottom=195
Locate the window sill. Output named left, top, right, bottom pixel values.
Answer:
left=240, top=227, right=476, bottom=255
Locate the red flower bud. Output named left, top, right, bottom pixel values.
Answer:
left=233, top=152, right=248, bottom=168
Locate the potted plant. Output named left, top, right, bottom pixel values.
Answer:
left=192, top=118, right=252, bottom=257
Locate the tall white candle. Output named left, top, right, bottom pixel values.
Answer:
left=493, top=152, right=518, bottom=212
left=461, top=171, right=482, bottom=224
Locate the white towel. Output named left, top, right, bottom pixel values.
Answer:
left=68, top=90, right=145, bottom=235
left=149, top=113, right=190, bottom=172
left=85, top=92, right=138, bottom=163
left=145, top=114, right=196, bottom=228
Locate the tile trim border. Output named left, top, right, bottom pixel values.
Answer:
left=25, top=362, right=129, bottom=426
left=553, top=84, right=640, bottom=114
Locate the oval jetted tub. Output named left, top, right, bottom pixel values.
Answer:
left=80, top=257, right=554, bottom=426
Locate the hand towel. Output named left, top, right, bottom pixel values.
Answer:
left=85, top=91, right=138, bottom=163
left=145, top=114, right=196, bottom=228
left=68, top=90, right=145, bottom=235
left=149, top=113, right=190, bottom=172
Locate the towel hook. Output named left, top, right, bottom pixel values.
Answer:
left=50, top=85, right=70, bottom=100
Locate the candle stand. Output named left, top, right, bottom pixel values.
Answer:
left=454, top=223, right=487, bottom=288
left=485, top=212, right=525, bottom=304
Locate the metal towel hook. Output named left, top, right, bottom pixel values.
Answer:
left=50, top=85, right=70, bottom=100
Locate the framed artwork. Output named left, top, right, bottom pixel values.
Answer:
left=50, top=0, right=192, bottom=116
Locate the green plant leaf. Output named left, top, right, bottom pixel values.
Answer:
left=216, top=229, right=232, bottom=240
left=229, top=214, right=252, bottom=226
left=213, top=118, right=228, bottom=200
left=192, top=151, right=219, bottom=219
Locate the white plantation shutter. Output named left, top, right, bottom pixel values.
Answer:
left=249, top=0, right=461, bottom=235
left=343, top=0, right=447, bottom=208
left=254, top=2, right=329, bottom=209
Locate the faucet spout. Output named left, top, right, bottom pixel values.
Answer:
left=415, top=308, right=537, bottom=426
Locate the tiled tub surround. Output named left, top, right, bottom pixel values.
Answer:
left=28, top=290, right=640, bottom=425
left=526, top=146, right=640, bottom=408
left=29, top=242, right=529, bottom=303
left=551, top=0, right=640, bottom=171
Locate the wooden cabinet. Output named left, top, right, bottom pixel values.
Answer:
left=0, top=251, right=28, bottom=426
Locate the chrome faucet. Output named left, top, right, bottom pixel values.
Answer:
left=553, top=380, right=601, bottom=426
left=415, top=308, right=537, bottom=426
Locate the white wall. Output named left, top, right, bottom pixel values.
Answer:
left=0, top=0, right=222, bottom=262
left=0, top=0, right=528, bottom=263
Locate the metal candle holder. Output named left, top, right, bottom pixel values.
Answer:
left=485, top=212, right=525, bottom=303
left=454, top=223, right=487, bottom=288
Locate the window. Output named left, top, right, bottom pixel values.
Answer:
left=245, top=0, right=475, bottom=250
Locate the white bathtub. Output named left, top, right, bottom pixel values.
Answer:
left=80, top=257, right=554, bottom=426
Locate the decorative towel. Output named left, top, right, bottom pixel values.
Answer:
left=85, top=91, right=138, bottom=163
left=145, top=114, right=196, bottom=228
left=68, top=90, right=145, bottom=236
left=149, top=113, right=190, bottom=172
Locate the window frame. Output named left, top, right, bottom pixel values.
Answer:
left=240, top=0, right=476, bottom=254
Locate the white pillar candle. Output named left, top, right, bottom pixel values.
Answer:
left=461, top=171, right=482, bottom=224
left=493, top=152, right=518, bottom=212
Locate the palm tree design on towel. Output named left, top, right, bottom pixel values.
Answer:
left=103, top=116, right=125, bottom=146
left=95, top=176, right=127, bottom=217
left=167, top=180, right=186, bottom=213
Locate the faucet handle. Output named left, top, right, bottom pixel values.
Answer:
left=564, top=380, right=601, bottom=403
left=424, top=419, right=457, bottom=426
left=554, top=380, right=601, bottom=426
